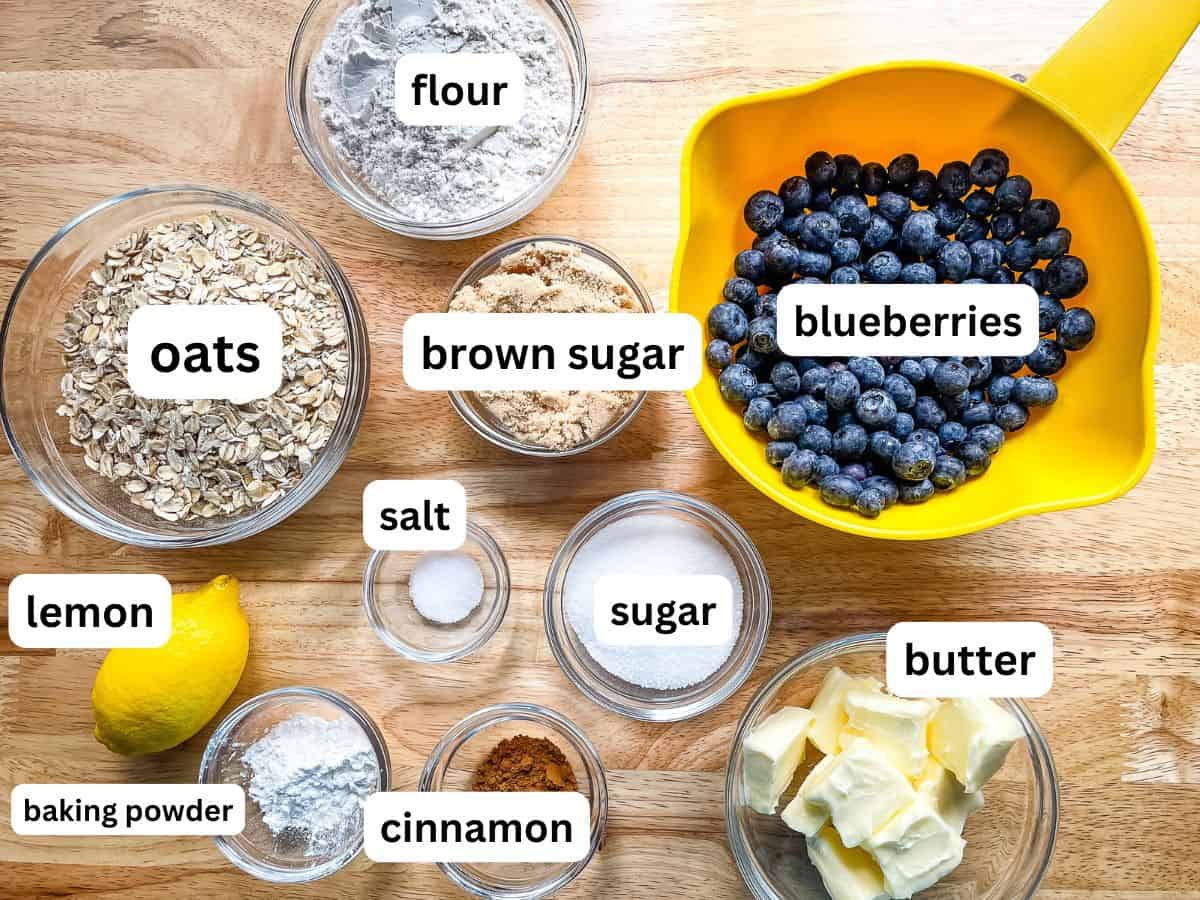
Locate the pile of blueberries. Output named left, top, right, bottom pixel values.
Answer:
left=706, top=149, right=1096, bottom=518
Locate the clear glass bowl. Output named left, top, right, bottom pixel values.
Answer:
left=544, top=490, right=772, bottom=721
left=725, top=634, right=1059, bottom=900
left=420, top=703, right=608, bottom=899
left=0, top=184, right=369, bottom=548
left=199, top=686, right=392, bottom=883
left=447, top=236, right=653, bottom=458
left=286, top=0, right=590, bottom=239
left=362, top=520, right=511, bottom=662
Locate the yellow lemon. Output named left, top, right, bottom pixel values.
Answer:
left=91, top=575, right=249, bottom=755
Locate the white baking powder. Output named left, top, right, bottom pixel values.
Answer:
left=243, top=714, right=380, bottom=858
left=311, top=0, right=573, bottom=223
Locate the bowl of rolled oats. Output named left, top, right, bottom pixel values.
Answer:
left=0, top=185, right=369, bottom=547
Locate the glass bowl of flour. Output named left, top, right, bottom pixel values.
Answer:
left=287, top=0, right=589, bottom=239
left=200, top=686, right=391, bottom=882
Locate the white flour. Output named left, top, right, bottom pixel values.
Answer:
left=311, top=0, right=574, bottom=223
left=243, top=714, right=380, bottom=858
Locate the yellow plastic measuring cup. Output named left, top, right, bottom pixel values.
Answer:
left=672, top=0, right=1199, bottom=540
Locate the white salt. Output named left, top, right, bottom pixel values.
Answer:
left=410, top=551, right=484, bottom=624
left=564, top=513, right=744, bottom=690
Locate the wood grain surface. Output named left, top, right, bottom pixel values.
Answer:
left=2, top=0, right=1199, bottom=897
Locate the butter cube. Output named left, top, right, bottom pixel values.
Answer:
left=802, top=738, right=916, bottom=848
left=781, top=752, right=838, bottom=836
left=742, top=706, right=815, bottom=814
left=929, top=697, right=1024, bottom=793
left=809, top=666, right=883, bottom=755
left=864, top=795, right=965, bottom=898
left=806, top=824, right=890, bottom=900
left=840, top=689, right=940, bottom=779
left=914, top=758, right=984, bottom=835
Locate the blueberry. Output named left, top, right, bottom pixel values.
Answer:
left=921, top=357, right=940, bottom=380
left=862, top=214, right=895, bottom=251
left=781, top=448, right=819, bottom=488
left=932, top=360, right=971, bottom=396
left=826, top=370, right=862, bottom=411
left=1026, top=338, right=1067, bottom=375
left=753, top=230, right=788, bottom=253
left=898, top=478, right=936, bottom=503
left=892, top=440, right=936, bottom=481
left=831, top=194, right=871, bottom=237
left=831, top=154, right=862, bottom=191
left=800, top=250, right=836, bottom=278
left=814, top=454, right=841, bottom=481
left=833, top=423, right=869, bottom=460
left=848, top=356, right=886, bottom=389
left=747, top=315, right=778, bottom=354
left=1020, top=199, right=1061, bottom=238
left=849, top=486, right=884, bottom=518
left=810, top=188, right=833, bottom=211
left=1044, top=255, right=1089, bottom=299
left=708, top=302, right=748, bottom=342
left=831, top=266, right=860, bottom=284
left=865, top=251, right=902, bottom=283
left=913, top=395, right=948, bottom=430
left=930, top=197, right=967, bottom=235
left=779, top=176, right=813, bottom=213
left=936, top=161, right=971, bottom=199
left=956, top=217, right=989, bottom=245
left=801, top=424, right=834, bottom=454
left=969, top=239, right=1003, bottom=278
left=766, top=440, right=798, bottom=468
left=931, top=456, right=967, bottom=491
left=891, top=411, right=915, bottom=439
left=1009, top=377, right=1057, bottom=412
left=876, top=191, right=911, bottom=223
left=1020, top=268, right=1045, bottom=293
left=1036, top=227, right=1071, bottom=260
left=964, top=189, right=996, bottom=218
left=862, top=475, right=899, bottom=507
left=1031, top=294, right=1064, bottom=335
left=970, top=148, right=1009, bottom=187
left=962, top=401, right=994, bottom=428
left=743, top=397, right=774, bottom=431
left=796, top=394, right=828, bottom=426
left=992, top=356, right=1024, bottom=376
left=994, top=402, right=1030, bottom=432
left=869, top=430, right=901, bottom=463
left=907, top=170, right=938, bottom=206
left=995, top=175, right=1032, bottom=211
left=767, top=401, right=808, bottom=440
left=734, top=251, right=768, bottom=285
left=965, top=356, right=992, bottom=388
left=779, top=214, right=806, bottom=239
left=719, top=363, right=757, bottom=404
left=898, top=359, right=927, bottom=385
left=883, top=373, right=917, bottom=410
left=754, top=292, right=779, bottom=318
left=990, top=211, right=1020, bottom=242
left=887, top=153, right=919, bottom=186
left=1057, top=307, right=1095, bottom=350
left=705, top=339, right=733, bottom=370
left=900, top=211, right=939, bottom=256
left=987, top=375, right=1015, bottom=404
left=957, top=439, right=992, bottom=475
left=724, top=277, right=759, bottom=305
left=935, top=241, right=973, bottom=282
left=860, top=162, right=889, bottom=195
left=806, top=151, right=837, bottom=189
left=831, top=237, right=861, bottom=267
left=800, top=211, right=840, bottom=251
left=800, top=366, right=831, bottom=397
left=939, top=390, right=970, bottom=418
left=970, top=423, right=1005, bottom=455
left=1004, top=236, right=1038, bottom=271
left=856, top=389, right=898, bottom=429
left=745, top=190, right=785, bottom=234
left=938, top=420, right=968, bottom=451
left=819, top=474, right=862, bottom=508
left=764, top=240, right=802, bottom=281
left=750, top=383, right=780, bottom=402
left=910, top=428, right=941, bottom=450
left=771, top=361, right=802, bottom=397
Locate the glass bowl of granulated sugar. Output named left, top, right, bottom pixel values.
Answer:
left=445, top=237, right=654, bottom=457
left=287, top=0, right=589, bottom=239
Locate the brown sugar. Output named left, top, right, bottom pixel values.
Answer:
left=471, top=734, right=579, bottom=792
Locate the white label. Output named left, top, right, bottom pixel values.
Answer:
left=886, top=622, right=1054, bottom=698
left=395, top=53, right=526, bottom=126
left=8, top=574, right=172, bottom=649
left=403, top=313, right=702, bottom=391
left=593, top=575, right=734, bottom=647
left=365, top=792, right=590, bottom=863
left=776, top=284, right=1039, bottom=356
left=127, top=304, right=283, bottom=402
left=12, top=784, right=245, bottom=835
left=363, top=480, right=467, bottom=551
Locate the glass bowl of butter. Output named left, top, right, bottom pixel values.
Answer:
left=725, top=633, right=1058, bottom=900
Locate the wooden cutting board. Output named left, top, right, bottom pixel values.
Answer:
left=1, top=1, right=1198, bottom=896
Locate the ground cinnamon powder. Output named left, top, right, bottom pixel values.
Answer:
left=471, top=735, right=579, bottom=792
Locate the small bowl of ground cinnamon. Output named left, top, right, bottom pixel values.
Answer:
left=419, top=703, right=608, bottom=898
left=446, top=237, right=653, bottom=457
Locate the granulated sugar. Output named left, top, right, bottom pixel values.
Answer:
left=311, top=0, right=573, bottom=223
left=563, top=514, right=744, bottom=690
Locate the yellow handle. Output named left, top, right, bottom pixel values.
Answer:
left=1028, top=0, right=1200, bottom=149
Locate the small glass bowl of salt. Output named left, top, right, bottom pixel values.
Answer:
left=362, top=520, right=511, bottom=663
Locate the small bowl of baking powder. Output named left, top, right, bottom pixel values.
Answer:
left=446, top=236, right=653, bottom=457
left=200, top=686, right=391, bottom=882
left=287, top=0, right=589, bottom=239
